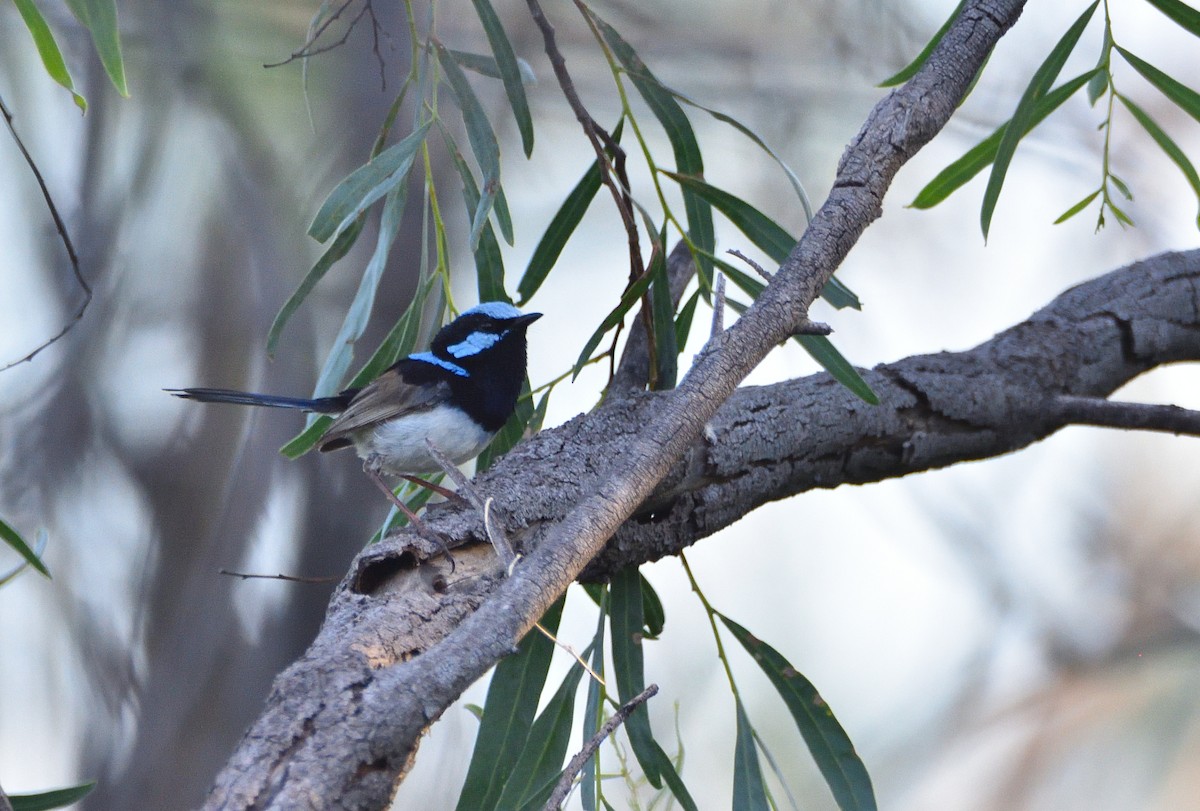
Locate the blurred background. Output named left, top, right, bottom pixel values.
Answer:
left=1, top=1, right=1198, bottom=809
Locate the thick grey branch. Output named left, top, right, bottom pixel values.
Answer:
left=205, top=2, right=1029, bottom=807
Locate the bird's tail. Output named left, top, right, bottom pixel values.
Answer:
left=166, top=387, right=352, bottom=413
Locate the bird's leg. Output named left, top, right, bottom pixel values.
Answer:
left=398, top=473, right=469, bottom=505
left=363, top=458, right=456, bottom=572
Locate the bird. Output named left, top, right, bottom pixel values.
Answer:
left=167, top=301, right=541, bottom=555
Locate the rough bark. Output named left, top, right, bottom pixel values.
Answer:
left=204, top=1, right=1041, bottom=807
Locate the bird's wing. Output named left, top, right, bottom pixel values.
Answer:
left=318, top=368, right=452, bottom=452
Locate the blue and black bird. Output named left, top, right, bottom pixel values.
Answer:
left=168, top=302, right=541, bottom=518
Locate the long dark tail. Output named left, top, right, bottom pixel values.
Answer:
left=165, top=387, right=352, bottom=413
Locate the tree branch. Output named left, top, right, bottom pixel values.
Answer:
left=1051, top=396, right=1200, bottom=436
left=205, top=2, right=1030, bottom=807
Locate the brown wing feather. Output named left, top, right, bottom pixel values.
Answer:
left=318, top=368, right=451, bottom=452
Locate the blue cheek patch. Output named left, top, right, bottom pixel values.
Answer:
left=410, top=352, right=468, bottom=377
left=447, top=329, right=508, bottom=359
left=465, top=302, right=523, bottom=320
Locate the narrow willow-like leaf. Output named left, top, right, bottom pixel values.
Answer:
left=649, top=234, right=678, bottom=390
left=518, top=120, right=625, bottom=304
left=499, top=657, right=589, bottom=811
left=721, top=615, right=877, bottom=811
left=436, top=41, right=502, bottom=251
left=649, top=740, right=699, bottom=811
left=640, top=573, right=665, bottom=639
left=878, top=0, right=968, bottom=87
left=1108, top=197, right=1136, bottom=227
left=910, top=70, right=1099, bottom=208
left=582, top=590, right=608, bottom=811
left=310, top=182, right=410, bottom=404
left=588, top=9, right=715, bottom=283
left=63, top=0, right=127, bottom=96
left=442, top=128, right=509, bottom=304
left=661, top=88, right=813, bottom=220
left=572, top=270, right=655, bottom=381
left=495, top=185, right=514, bottom=246
left=664, top=172, right=861, bottom=310
left=1053, top=189, right=1101, bottom=224
left=1120, top=94, right=1200, bottom=226
left=449, top=49, right=537, bottom=85
left=309, top=120, right=431, bottom=243
left=982, top=1, right=1099, bottom=239
left=9, top=781, right=96, bottom=811
left=1087, top=25, right=1112, bottom=106
left=268, top=218, right=365, bottom=356
left=733, top=701, right=771, bottom=811
left=1117, top=47, right=1200, bottom=125
left=1109, top=173, right=1133, bottom=201
left=13, top=0, right=86, bottom=111
left=528, top=389, right=551, bottom=435
left=469, top=0, right=534, bottom=157
left=610, top=565, right=661, bottom=787
left=1143, top=0, right=1200, bottom=37
left=455, top=597, right=566, bottom=811
left=673, top=289, right=700, bottom=354
left=280, top=276, right=440, bottom=458
left=0, top=518, right=49, bottom=579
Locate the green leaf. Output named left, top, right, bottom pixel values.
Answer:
left=1143, top=0, right=1200, bottom=38
left=659, top=88, right=813, bottom=220
left=673, top=289, right=700, bottom=353
left=468, top=0, right=534, bottom=157
left=267, top=218, right=365, bottom=357
left=13, top=0, right=86, bottom=111
left=309, top=120, right=431, bottom=243
left=1109, top=173, right=1133, bottom=201
left=10, top=782, right=96, bottom=811
left=582, top=591, right=608, bottom=811
left=572, top=270, right=655, bottom=381
left=1108, top=197, right=1136, bottom=227
left=447, top=49, right=536, bottom=85
left=648, top=741, right=699, bottom=811
left=63, top=0, right=127, bottom=96
left=498, top=657, right=589, bottom=811
left=309, top=180, right=411, bottom=403
left=456, top=597, right=566, bottom=811
left=879, top=0, right=968, bottom=87
left=648, top=235, right=678, bottom=390
left=640, top=573, right=665, bottom=639
left=664, top=173, right=860, bottom=310
left=1053, top=189, right=1101, bottom=224
left=436, top=41, right=503, bottom=251
left=910, top=70, right=1100, bottom=208
left=796, top=335, right=879, bottom=405
left=1087, top=24, right=1112, bottom=106
left=610, top=566, right=661, bottom=788
left=733, top=701, right=771, bottom=811
left=588, top=9, right=715, bottom=284
left=1120, top=94, right=1200, bottom=226
left=443, top=128, right=509, bottom=304
left=528, top=389, right=551, bottom=436
left=518, top=120, right=625, bottom=305
left=0, top=517, right=50, bottom=579
left=981, top=1, right=1099, bottom=239
left=721, top=615, right=876, bottom=811
left=1117, top=47, right=1200, bottom=125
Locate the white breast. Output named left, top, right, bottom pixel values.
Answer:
left=359, top=405, right=494, bottom=475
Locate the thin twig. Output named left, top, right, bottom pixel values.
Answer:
left=542, top=684, right=658, bottom=810
left=727, top=248, right=772, bottom=282
left=711, top=272, right=726, bottom=337
left=1054, top=396, right=1200, bottom=436
left=0, top=92, right=91, bottom=371
left=533, top=622, right=604, bottom=684
left=264, top=0, right=368, bottom=68
left=526, top=0, right=647, bottom=367
left=218, top=569, right=338, bottom=584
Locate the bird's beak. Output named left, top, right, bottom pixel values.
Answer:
left=514, top=312, right=543, bottom=328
